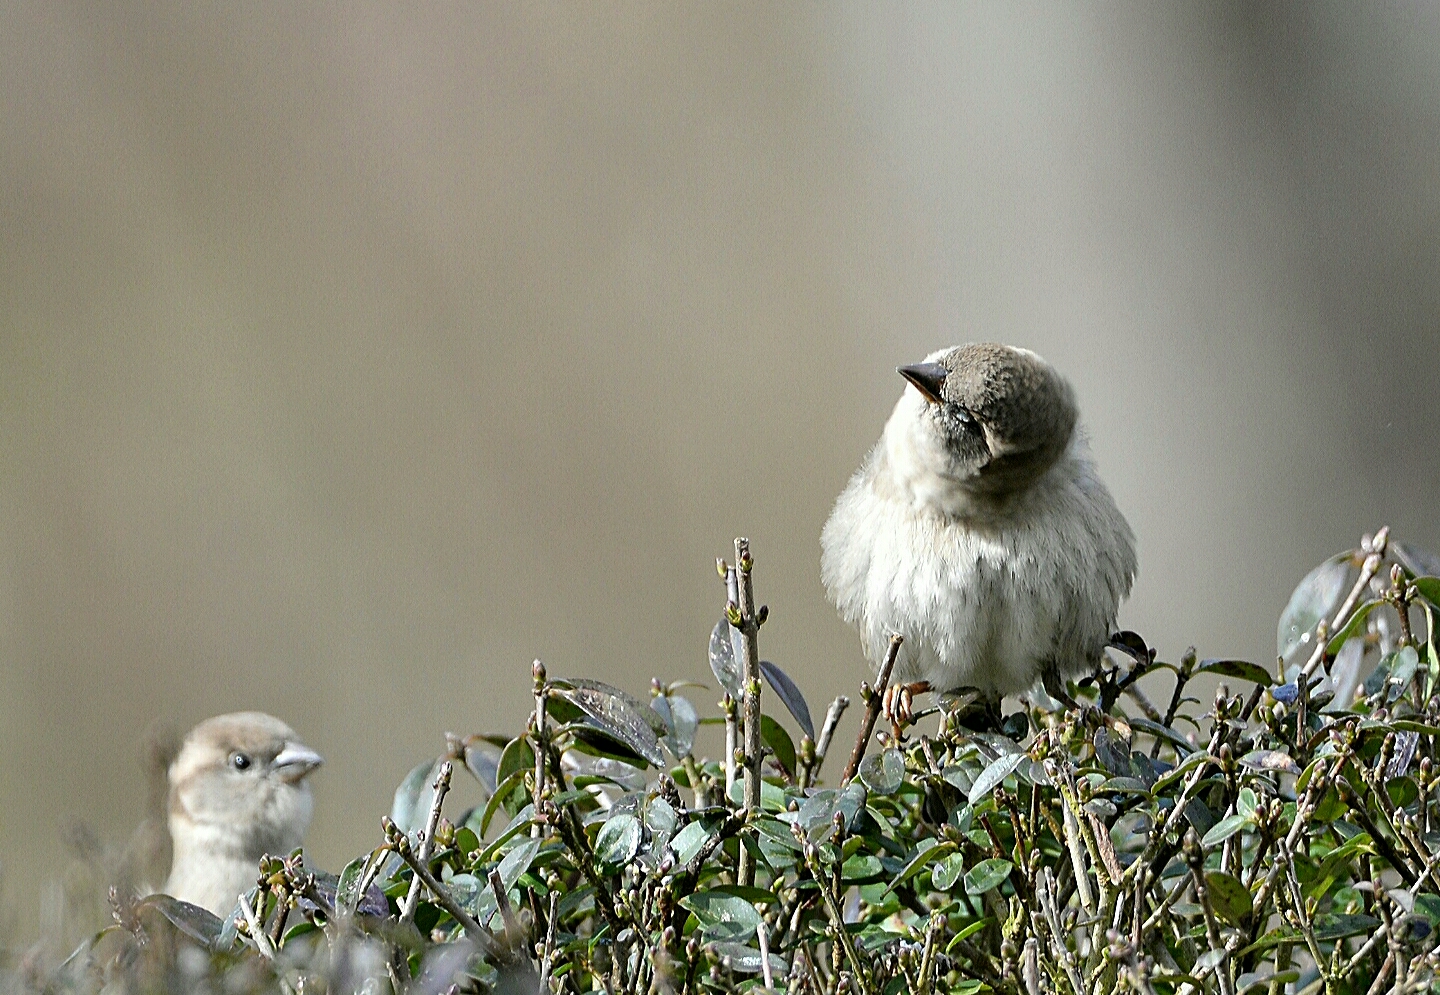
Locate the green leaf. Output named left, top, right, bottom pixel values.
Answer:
left=963, top=858, right=1013, bottom=895
left=839, top=853, right=883, bottom=882
left=760, top=714, right=796, bottom=777
left=859, top=749, right=905, bottom=795
left=931, top=852, right=966, bottom=891
left=1238, top=750, right=1300, bottom=775
left=495, top=737, right=535, bottom=793
left=595, top=813, right=642, bottom=869
left=1326, top=600, right=1383, bottom=656
left=1130, top=718, right=1198, bottom=757
left=1194, top=659, right=1274, bottom=686
left=1201, top=813, right=1251, bottom=848
left=651, top=694, right=699, bottom=759
left=706, top=940, right=787, bottom=976
left=670, top=820, right=716, bottom=866
left=679, top=891, right=764, bottom=942
left=1411, top=576, right=1440, bottom=610
left=552, top=682, right=665, bottom=768
left=1313, top=913, right=1380, bottom=941
left=968, top=753, right=1027, bottom=805
left=884, top=840, right=952, bottom=895
left=1204, top=872, right=1252, bottom=926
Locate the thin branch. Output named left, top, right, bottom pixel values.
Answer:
left=842, top=635, right=903, bottom=785
left=400, top=760, right=454, bottom=924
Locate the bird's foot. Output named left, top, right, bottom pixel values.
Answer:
left=1041, top=668, right=1081, bottom=713
left=883, top=681, right=932, bottom=741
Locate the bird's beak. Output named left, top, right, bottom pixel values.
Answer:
left=273, top=742, right=324, bottom=783
left=898, top=362, right=948, bottom=404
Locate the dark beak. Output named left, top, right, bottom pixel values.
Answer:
left=898, top=363, right=947, bottom=404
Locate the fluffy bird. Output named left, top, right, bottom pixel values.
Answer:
left=821, top=343, right=1136, bottom=715
left=164, top=712, right=323, bottom=917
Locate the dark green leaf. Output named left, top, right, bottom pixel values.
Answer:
left=1326, top=600, right=1383, bottom=656
left=1205, top=872, right=1252, bottom=926
left=931, top=852, right=965, bottom=891
left=1195, top=659, right=1274, bottom=686
left=759, top=659, right=815, bottom=739
left=1130, top=718, right=1197, bottom=756
left=760, top=714, right=796, bottom=777
left=670, top=820, right=716, bottom=865
left=1313, top=913, right=1380, bottom=941
left=885, top=840, right=953, bottom=895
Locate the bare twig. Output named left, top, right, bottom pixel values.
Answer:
left=383, top=817, right=498, bottom=956
left=400, top=760, right=453, bottom=924
left=733, top=537, right=764, bottom=887
left=538, top=891, right=559, bottom=994
left=842, top=635, right=903, bottom=785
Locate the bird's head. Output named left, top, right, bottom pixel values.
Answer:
left=895, top=343, right=1078, bottom=496
left=167, top=712, right=322, bottom=859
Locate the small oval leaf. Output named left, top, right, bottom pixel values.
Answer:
left=963, top=858, right=1014, bottom=895
left=859, top=749, right=905, bottom=795
left=595, top=813, right=642, bottom=869
left=1195, top=659, right=1274, bottom=686
left=969, top=753, right=1027, bottom=805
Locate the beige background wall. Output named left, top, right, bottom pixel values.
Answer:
left=2, top=3, right=1438, bottom=940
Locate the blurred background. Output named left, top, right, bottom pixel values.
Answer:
left=2, top=2, right=1438, bottom=943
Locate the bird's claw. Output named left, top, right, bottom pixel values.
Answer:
left=883, top=681, right=932, bottom=740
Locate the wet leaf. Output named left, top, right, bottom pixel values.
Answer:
left=551, top=685, right=665, bottom=768
left=1278, top=555, right=1352, bottom=664
left=836, top=781, right=866, bottom=830
left=595, top=813, right=643, bottom=869
left=1195, top=659, right=1274, bottom=686
left=709, top=620, right=743, bottom=700
left=1389, top=730, right=1420, bottom=778
left=859, top=749, right=905, bottom=795
left=963, top=858, right=1014, bottom=895
left=758, top=660, right=814, bottom=740
left=496, top=737, right=535, bottom=791
left=559, top=678, right=669, bottom=737
left=760, top=714, right=796, bottom=777
left=1205, top=871, right=1252, bottom=925
left=680, top=891, right=764, bottom=942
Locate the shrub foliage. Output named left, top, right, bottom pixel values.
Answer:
left=11, top=529, right=1440, bottom=995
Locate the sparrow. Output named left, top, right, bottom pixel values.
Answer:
left=821, top=343, right=1136, bottom=720
left=163, top=711, right=323, bottom=918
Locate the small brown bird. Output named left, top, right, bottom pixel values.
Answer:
left=163, top=712, right=323, bottom=917
left=821, top=344, right=1136, bottom=717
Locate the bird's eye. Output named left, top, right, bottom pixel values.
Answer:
left=231, top=753, right=252, bottom=771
